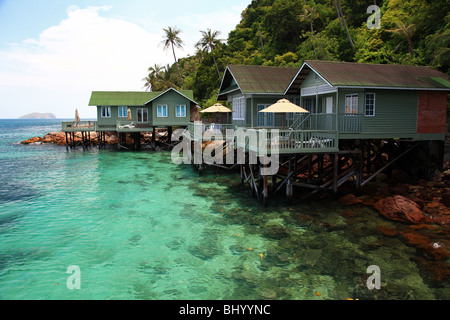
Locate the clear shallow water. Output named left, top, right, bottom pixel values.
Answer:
left=0, top=119, right=448, bottom=300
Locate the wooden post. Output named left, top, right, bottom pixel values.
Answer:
left=287, top=157, right=293, bottom=204
left=263, top=165, right=268, bottom=206
left=65, top=132, right=69, bottom=151
left=152, top=127, right=156, bottom=149
left=333, top=153, right=338, bottom=193
left=355, top=151, right=363, bottom=196
left=168, top=126, right=172, bottom=144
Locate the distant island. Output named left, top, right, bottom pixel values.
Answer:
left=19, top=112, right=56, bottom=119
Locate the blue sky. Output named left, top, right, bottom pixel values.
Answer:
left=0, top=0, right=249, bottom=118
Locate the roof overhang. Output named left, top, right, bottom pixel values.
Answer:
left=217, top=66, right=243, bottom=100
left=145, top=87, right=198, bottom=105
left=284, top=61, right=334, bottom=95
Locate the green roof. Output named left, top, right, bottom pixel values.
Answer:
left=89, top=89, right=195, bottom=106
left=300, top=60, right=450, bottom=89
left=218, top=65, right=299, bottom=99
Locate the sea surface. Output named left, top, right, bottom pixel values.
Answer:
left=0, top=119, right=448, bottom=300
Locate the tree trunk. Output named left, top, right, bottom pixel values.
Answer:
left=335, top=0, right=355, bottom=49
left=172, top=43, right=185, bottom=89
left=211, top=49, right=221, bottom=79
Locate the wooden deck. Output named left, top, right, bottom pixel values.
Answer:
left=62, top=121, right=97, bottom=132
left=185, top=122, right=339, bottom=154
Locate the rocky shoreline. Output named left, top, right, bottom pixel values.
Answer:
left=337, top=167, right=450, bottom=286
left=20, top=130, right=173, bottom=146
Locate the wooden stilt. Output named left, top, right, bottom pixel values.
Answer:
left=65, top=132, right=69, bottom=151
left=263, top=167, right=268, bottom=206
left=152, top=127, right=156, bottom=149
left=333, top=153, right=338, bottom=193
left=168, top=126, right=172, bottom=144
left=287, top=157, right=293, bottom=204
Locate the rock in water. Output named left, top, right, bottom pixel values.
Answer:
left=374, top=195, right=425, bottom=224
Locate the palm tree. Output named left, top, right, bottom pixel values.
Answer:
left=299, top=1, right=319, bottom=58
left=142, top=64, right=162, bottom=91
left=196, top=29, right=222, bottom=79
left=161, top=26, right=185, bottom=89
left=387, top=20, right=416, bottom=57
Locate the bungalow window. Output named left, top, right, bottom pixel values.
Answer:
left=345, top=94, right=358, bottom=114
left=157, top=105, right=168, bottom=117
left=232, top=96, right=245, bottom=121
left=257, top=104, right=274, bottom=127
left=118, top=106, right=128, bottom=118
left=365, top=93, right=376, bottom=116
left=137, top=108, right=148, bottom=122
left=176, top=105, right=186, bottom=117
left=101, top=106, right=111, bottom=118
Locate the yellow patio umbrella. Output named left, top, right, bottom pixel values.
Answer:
left=127, top=108, right=132, bottom=121
left=200, top=103, right=232, bottom=113
left=75, top=108, right=80, bottom=122
left=200, top=103, right=232, bottom=123
left=259, top=98, right=309, bottom=129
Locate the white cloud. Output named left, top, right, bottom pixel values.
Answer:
left=0, top=4, right=245, bottom=118
left=0, top=6, right=172, bottom=118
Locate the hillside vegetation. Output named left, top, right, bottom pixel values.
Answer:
left=142, top=0, right=450, bottom=106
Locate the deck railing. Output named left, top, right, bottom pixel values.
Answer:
left=187, top=122, right=236, bottom=139
left=62, top=121, right=97, bottom=132
left=338, top=114, right=362, bottom=133
left=236, top=128, right=338, bottom=154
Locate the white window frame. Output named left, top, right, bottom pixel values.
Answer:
left=345, top=94, right=359, bottom=114
left=101, top=106, right=111, bottom=118
left=365, top=93, right=376, bottom=117
left=137, top=108, right=148, bottom=123
left=176, top=105, right=186, bottom=118
left=232, top=96, right=245, bottom=121
left=157, top=105, right=168, bottom=118
left=118, top=106, right=128, bottom=118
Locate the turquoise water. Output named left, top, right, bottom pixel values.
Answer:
left=0, top=119, right=448, bottom=300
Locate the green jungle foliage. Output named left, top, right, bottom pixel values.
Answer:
left=142, top=0, right=450, bottom=107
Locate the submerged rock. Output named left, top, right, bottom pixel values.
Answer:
left=374, top=195, right=425, bottom=224
left=338, top=194, right=363, bottom=206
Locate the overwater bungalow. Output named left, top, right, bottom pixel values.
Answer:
left=189, top=61, right=450, bottom=204
left=62, top=87, right=199, bottom=149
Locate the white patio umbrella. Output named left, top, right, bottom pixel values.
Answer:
left=75, top=108, right=80, bottom=122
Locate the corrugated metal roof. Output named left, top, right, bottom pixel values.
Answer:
left=218, top=65, right=299, bottom=99
left=304, top=60, right=450, bottom=89
left=89, top=90, right=195, bottom=106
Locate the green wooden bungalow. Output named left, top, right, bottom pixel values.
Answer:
left=285, top=60, right=450, bottom=142
left=217, top=64, right=300, bottom=128
left=62, top=87, right=199, bottom=148
left=217, top=61, right=450, bottom=155
left=89, top=87, right=198, bottom=131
